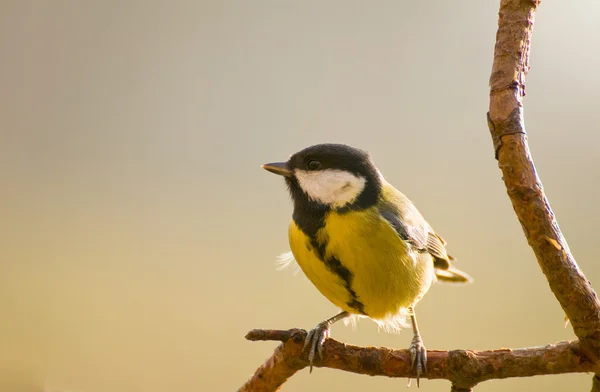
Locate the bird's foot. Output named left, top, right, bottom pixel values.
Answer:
left=408, top=334, right=427, bottom=387
left=303, top=321, right=330, bottom=373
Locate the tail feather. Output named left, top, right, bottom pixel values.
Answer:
left=435, top=266, right=473, bottom=284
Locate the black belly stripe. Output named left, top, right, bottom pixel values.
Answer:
left=290, top=192, right=367, bottom=315
left=287, top=174, right=381, bottom=316
left=309, top=238, right=367, bottom=315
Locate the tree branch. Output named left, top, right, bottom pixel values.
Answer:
left=487, top=0, right=600, bottom=363
left=240, top=329, right=595, bottom=391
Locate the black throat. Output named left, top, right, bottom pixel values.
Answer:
left=285, top=175, right=382, bottom=238
left=286, top=176, right=329, bottom=239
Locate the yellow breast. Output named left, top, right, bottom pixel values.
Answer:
left=288, top=208, right=434, bottom=320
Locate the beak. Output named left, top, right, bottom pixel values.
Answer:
left=262, top=162, right=292, bottom=177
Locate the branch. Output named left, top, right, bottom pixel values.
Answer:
left=240, top=329, right=595, bottom=391
left=487, top=0, right=600, bottom=363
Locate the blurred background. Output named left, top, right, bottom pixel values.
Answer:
left=1, top=1, right=599, bottom=391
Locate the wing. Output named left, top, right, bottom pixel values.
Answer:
left=378, top=186, right=472, bottom=283
left=378, top=204, right=428, bottom=252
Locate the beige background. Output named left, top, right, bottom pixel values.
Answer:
left=1, top=1, right=599, bottom=391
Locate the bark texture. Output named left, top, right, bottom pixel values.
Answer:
left=240, top=329, right=595, bottom=391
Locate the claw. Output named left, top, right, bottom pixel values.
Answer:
left=302, top=312, right=349, bottom=373
left=408, top=335, right=427, bottom=387
left=303, top=321, right=330, bottom=373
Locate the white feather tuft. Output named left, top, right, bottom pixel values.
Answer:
left=342, top=313, right=363, bottom=331
left=342, top=308, right=410, bottom=333
left=373, top=308, right=411, bottom=333
left=276, top=251, right=301, bottom=275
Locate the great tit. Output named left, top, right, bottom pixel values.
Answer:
left=262, top=143, right=471, bottom=384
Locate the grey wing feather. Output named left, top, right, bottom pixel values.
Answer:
left=379, top=207, right=427, bottom=251
left=379, top=200, right=448, bottom=268
left=378, top=187, right=472, bottom=284
left=426, top=232, right=451, bottom=270
left=426, top=231, right=472, bottom=283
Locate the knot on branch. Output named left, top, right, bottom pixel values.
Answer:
left=447, top=350, right=481, bottom=389
left=487, top=107, right=526, bottom=159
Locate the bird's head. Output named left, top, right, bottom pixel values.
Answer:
left=262, top=143, right=383, bottom=210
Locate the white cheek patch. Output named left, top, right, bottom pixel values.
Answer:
left=294, top=169, right=367, bottom=207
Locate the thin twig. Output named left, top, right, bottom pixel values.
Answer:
left=239, top=330, right=307, bottom=392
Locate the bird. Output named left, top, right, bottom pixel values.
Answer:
left=262, top=143, right=472, bottom=385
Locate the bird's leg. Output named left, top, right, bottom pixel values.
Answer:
left=408, top=307, right=427, bottom=387
left=304, top=311, right=350, bottom=373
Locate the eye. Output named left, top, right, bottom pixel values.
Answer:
left=307, top=160, right=322, bottom=170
